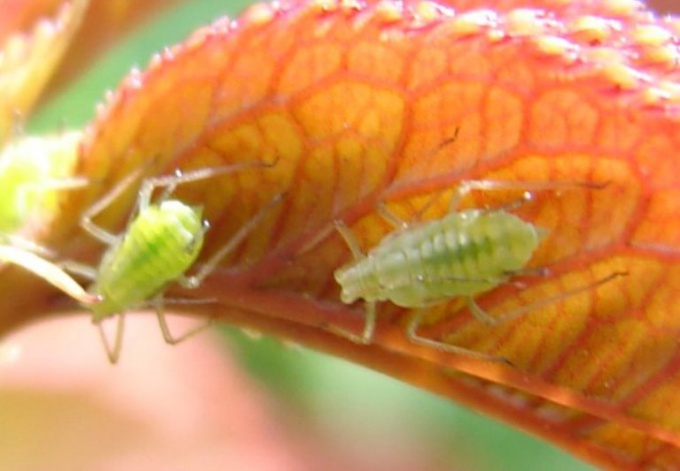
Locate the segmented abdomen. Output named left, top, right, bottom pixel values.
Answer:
left=335, top=210, right=540, bottom=308
left=90, top=200, right=204, bottom=320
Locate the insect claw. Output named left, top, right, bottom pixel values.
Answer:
left=327, top=324, right=372, bottom=345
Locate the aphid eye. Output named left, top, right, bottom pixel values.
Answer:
left=202, top=220, right=211, bottom=232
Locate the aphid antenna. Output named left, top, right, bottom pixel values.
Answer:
left=138, top=160, right=280, bottom=210
left=82, top=160, right=281, bottom=246
left=1, top=234, right=57, bottom=258
left=59, top=258, right=99, bottom=281
left=486, top=191, right=534, bottom=213
left=19, top=176, right=89, bottom=194
left=333, top=220, right=365, bottom=261
left=456, top=179, right=607, bottom=195
left=445, top=178, right=609, bottom=214
left=0, top=245, right=99, bottom=305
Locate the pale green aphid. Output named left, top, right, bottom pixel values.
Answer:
left=0, top=132, right=86, bottom=234
left=0, top=133, right=94, bottom=303
left=68, top=162, right=279, bottom=363
left=333, top=180, right=550, bottom=361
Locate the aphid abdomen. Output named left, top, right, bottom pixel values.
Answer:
left=411, top=210, right=540, bottom=303
left=338, top=209, right=541, bottom=309
left=334, top=220, right=454, bottom=306
left=91, top=200, right=205, bottom=321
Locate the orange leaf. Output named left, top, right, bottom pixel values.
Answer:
left=43, top=0, right=189, bottom=102
left=0, top=0, right=88, bottom=141
left=2, top=0, right=680, bottom=468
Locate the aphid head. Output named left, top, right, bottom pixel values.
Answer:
left=334, top=264, right=364, bottom=304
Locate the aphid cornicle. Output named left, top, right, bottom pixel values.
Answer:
left=67, top=161, right=280, bottom=363
left=332, top=180, right=546, bottom=361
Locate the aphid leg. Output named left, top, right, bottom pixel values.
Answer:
left=327, top=301, right=377, bottom=345
left=153, top=296, right=215, bottom=346
left=183, top=192, right=285, bottom=288
left=80, top=168, right=145, bottom=245
left=406, top=309, right=509, bottom=363
left=97, top=314, right=125, bottom=364
left=3, top=233, right=57, bottom=257
left=376, top=202, right=409, bottom=230
left=330, top=222, right=378, bottom=344
left=465, top=297, right=501, bottom=326
left=494, top=271, right=627, bottom=324
left=146, top=192, right=284, bottom=345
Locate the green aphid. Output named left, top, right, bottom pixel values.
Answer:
left=0, top=133, right=85, bottom=234
left=332, top=180, right=547, bottom=361
left=68, top=162, right=280, bottom=363
left=0, top=133, right=93, bottom=303
left=333, top=179, right=622, bottom=362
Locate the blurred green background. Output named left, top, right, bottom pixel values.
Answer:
left=29, top=1, right=595, bottom=469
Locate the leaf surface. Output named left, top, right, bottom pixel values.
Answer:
left=2, top=0, right=680, bottom=468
